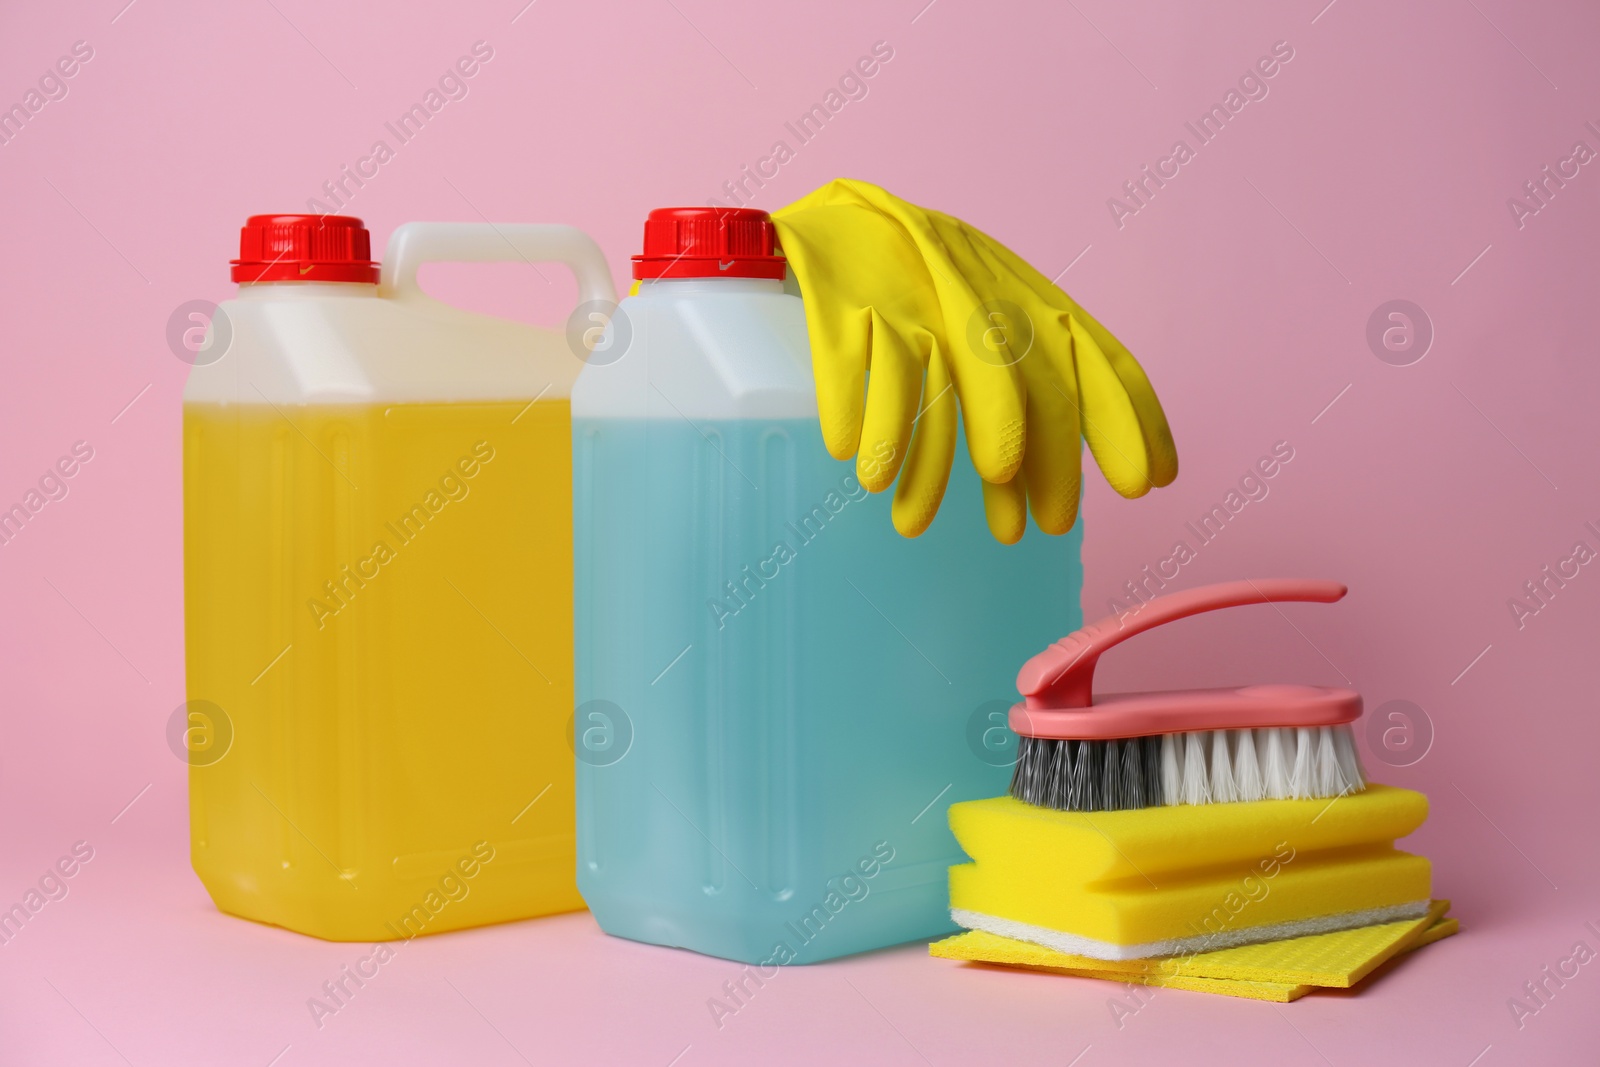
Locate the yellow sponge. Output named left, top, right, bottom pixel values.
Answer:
left=948, top=785, right=1430, bottom=959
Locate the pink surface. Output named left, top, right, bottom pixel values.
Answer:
left=2, top=0, right=1597, bottom=1063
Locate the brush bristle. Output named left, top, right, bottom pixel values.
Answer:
left=1010, top=724, right=1367, bottom=812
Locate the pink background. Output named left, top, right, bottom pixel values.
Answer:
left=2, top=0, right=1597, bottom=1063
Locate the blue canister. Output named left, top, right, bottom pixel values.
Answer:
left=570, top=207, right=1082, bottom=964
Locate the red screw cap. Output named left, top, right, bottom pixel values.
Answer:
left=232, top=214, right=379, bottom=284
left=632, top=207, right=786, bottom=281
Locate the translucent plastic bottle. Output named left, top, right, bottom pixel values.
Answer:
left=572, top=208, right=1083, bottom=964
left=183, top=215, right=613, bottom=940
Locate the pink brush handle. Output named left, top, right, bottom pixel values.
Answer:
left=1017, top=579, right=1348, bottom=711
left=1010, top=685, right=1362, bottom=740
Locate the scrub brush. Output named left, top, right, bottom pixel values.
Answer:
left=1009, top=580, right=1367, bottom=812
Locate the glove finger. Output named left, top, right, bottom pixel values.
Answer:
left=823, top=185, right=1028, bottom=484
left=1070, top=316, right=1157, bottom=498
left=1020, top=340, right=1083, bottom=536
left=856, top=311, right=921, bottom=492
left=774, top=204, right=935, bottom=467
left=971, top=228, right=1179, bottom=490
left=891, top=341, right=957, bottom=538
left=981, top=474, right=1028, bottom=545
left=1067, top=307, right=1178, bottom=489
left=807, top=306, right=868, bottom=462
left=914, top=215, right=1028, bottom=485
left=943, top=299, right=1027, bottom=484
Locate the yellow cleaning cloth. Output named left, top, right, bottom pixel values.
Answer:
left=931, top=903, right=1458, bottom=1003
left=948, top=785, right=1430, bottom=958
left=983, top=913, right=1461, bottom=1003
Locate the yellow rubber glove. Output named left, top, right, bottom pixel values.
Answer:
left=766, top=199, right=962, bottom=535
left=772, top=179, right=1177, bottom=543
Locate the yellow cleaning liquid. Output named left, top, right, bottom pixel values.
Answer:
left=184, top=398, right=582, bottom=940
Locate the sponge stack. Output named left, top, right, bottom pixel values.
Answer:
left=947, top=784, right=1430, bottom=961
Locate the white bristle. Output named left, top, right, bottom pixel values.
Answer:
left=1181, top=732, right=1211, bottom=805
left=1289, top=726, right=1316, bottom=799
left=1209, top=730, right=1238, bottom=803
left=1332, top=724, right=1366, bottom=793
left=1233, top=728, right=1264, bottom=802
left=1314, top=726, right=1344, bottom=796
left=1260, top=727, right=1291, bottom=799
left=1161, top=733, right=1182, bottom=806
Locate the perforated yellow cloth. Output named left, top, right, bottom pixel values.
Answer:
left=930, top=901, right=1456, bottom=1002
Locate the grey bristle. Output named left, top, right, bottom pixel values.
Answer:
left=1009, top=736, right=1046, bottom=806
left=1010, top=724, right=1369, bottom=813
left=1046, top=738, right=1075, bottom=810
left=1142, top=736, right=1165, bottom=807
left=1123, top=738, right=1146, bottom=808
left=1072, top=739, right=1100, bottom=811
left=1005, top=737, right=1025, bottom=801
left=1100, top=739, right=1123, bottom=811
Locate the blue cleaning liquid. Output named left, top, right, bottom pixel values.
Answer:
left=573, top=416, right=1081, bottom=964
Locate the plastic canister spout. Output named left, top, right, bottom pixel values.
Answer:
left=232, top=214, right=380, bottom=284
left=632, top=206, right=786, bottom=281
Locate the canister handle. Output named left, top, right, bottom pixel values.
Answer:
left=380, top=222, right=616, bottom=310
